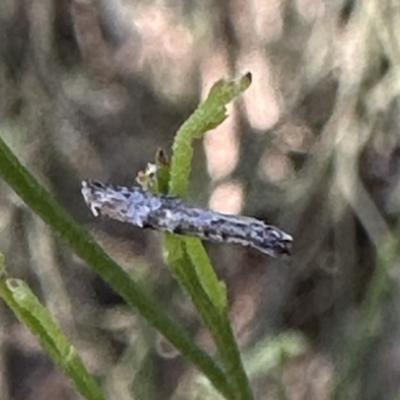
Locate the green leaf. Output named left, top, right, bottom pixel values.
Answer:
left=184, top=237, right=227, bottom=311
left=163, top=73, right=255, bottom=400
left=0, top=272, right=105, bottom=400
left=169, top=73, right=252, bottom=197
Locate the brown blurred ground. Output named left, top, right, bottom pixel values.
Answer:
left=1, top=0, right=400, bottom=399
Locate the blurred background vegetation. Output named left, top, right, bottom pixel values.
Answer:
left=1, top=0, right=400, bottom=399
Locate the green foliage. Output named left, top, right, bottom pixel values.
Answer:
left=0, top=74, right=253, bottom=400
left=0, top=263, right=105, bottom=400
left=169, top=73, right=252, bottom=197
left=160, top=74, right=254, bottom=399
left=0, top=130, right=232, bottom=399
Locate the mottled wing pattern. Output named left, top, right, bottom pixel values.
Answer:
left=81, top=179, right=292, bottom=258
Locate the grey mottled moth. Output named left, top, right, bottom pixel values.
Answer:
left=81, top=179, right=292, bottom=258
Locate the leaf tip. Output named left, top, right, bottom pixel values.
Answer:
left=244, top=72, right=252, bottom=84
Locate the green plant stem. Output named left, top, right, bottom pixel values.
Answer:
left=163, top=74, right=254, bottom=400
left=164, top=235, right=254, bottom=400
left=0, top=134, right=234, bottom=400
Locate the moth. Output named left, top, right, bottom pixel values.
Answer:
left=81, top=179, right=292, bottom=258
